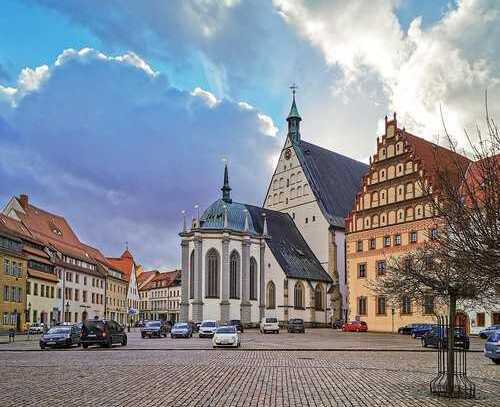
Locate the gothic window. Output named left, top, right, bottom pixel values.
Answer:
left=279, top=192, right=284, bottom=203
left=303, top=184, right=309, bottom=195
left=229, top=251, right=240, bottom=299
left=206, top=249, right=220, bottom=298
left=279, top=178, right=284, bottom=188
left=314, top=284, right=324, bottom=311
left=250, top=257, right=257, bottom=300
left=290, top=188, right=296, bottom=199
left=273, top=179, right=278, bottom=190
left=189, top=250, right=195, bottom=299
left=290, top=173, right=296, bottom=184
left=296, top=186, right=302, bottom=197
left=294, top=281, right=304, bottom=309
left=267, top=281, right=276, bottom=309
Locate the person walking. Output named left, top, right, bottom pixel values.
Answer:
left=8, top=327, right=15, bottom=343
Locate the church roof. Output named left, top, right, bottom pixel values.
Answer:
left=294, top=140, right=368, bottom=228
left=198, top=198, right=332, bottom=283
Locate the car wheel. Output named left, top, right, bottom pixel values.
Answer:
left=82, top=344, right=88, bottom=349
left=422, top=340, right=427, bottom=348
left=141, top=334, right=145, bottom=339
left=105, top=338, right=113, bottom=348
left=121, top=336, right=127, bottom=346
left=40, top=344, right=45, bottom=350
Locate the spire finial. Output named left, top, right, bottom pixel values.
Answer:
left=262, top=213, right=268, bottom=236
left=221, top=159, right=232, bottom=203
left=243, top=209, right=249, bottom=232
left=181, top=210, right=187, bottom=232
left=287, top=84, right=301, bottom=144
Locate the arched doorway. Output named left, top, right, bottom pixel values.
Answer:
left=455, top=312, right=469, bottom=333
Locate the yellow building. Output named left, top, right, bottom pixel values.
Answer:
left=0, top=224, right=27, bottom=333
left=105, top=266, right=128, bottom=324
left=345, top=114, right=470, bottom=332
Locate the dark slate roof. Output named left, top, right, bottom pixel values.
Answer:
left=294, top=140, right=368, bottom=228
left=199, top=199, right=331, bottom=283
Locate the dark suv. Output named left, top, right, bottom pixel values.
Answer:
left=287, top=318, right=305, bottom=333
left=81, top=320, right=127, bottom=349
left=141, top=320, right=169, bottom=338
left=228, top=319, right=244, bottom=333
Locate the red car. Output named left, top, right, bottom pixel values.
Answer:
left=342, top=321, right=368, bottom=332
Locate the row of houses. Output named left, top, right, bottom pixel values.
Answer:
left=0, top=194, right=180, bottom=333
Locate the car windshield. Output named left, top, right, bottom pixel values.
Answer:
left=290, top=319, right=303, bottom=323
left=201, top=321, right=216, bottom=327
left=146, top=321, right=161, bottom=327
left=47, top=327, right=70, bottom=334
left=266, top=318, right=277, bottom=323
left=216, top=326, right=236, bottom=334
left=229, top=320, right=240, bottom=325
left=173, top=323, right=188, bottom=329
left=488, top=333, right=500, bottom=341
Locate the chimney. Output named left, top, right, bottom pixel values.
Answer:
left=19, top=194, right=28, bottom=210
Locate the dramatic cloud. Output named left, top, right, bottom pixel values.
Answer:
left=275, top=0, right=500, bottom=144
left=0, top=48, right=280, bottom=268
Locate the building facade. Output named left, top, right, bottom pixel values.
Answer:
left=345, top=115, right=471, bottom=332
left=105, top=267, right=128, bottom=324
left=0, top=225, right=27, bottom=333
left=107, top=249, right=140, bottom=325
left=262, top=94, right=367, bottom=321
left=141, top=270, right=181, bottom=322
left=179, top=165, right=333, bottom=326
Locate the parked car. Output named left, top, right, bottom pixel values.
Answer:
left=212, top=325, right=241, bottom=348
left=484, top=330, right=500, bottom=364
left=422, top=326, right=470, bottom=349
left=332, top=319, right=345, bottom=329
left=410, top=324, right=435, bottom=339
left=199, top=320, right=219, bottom=338
left=39, top=325, right=81, bottom=349
left=287, top=318, right=305, bottom=333
left=398, top=323, right=422, bottom=335
left=80, top=319, right=127, bottom=349
left=135, top=320, right=146, bottom=328
left=342, top=321, right=368, bottom=332
left=260, top=317, right=279, bottom=334
left=28, top=323, right=45, bottom=335
left=141, top=320, right=169, bottom=338
left=228, top=319, right=244, bottom=333
left=479, top=325, right=500, bottom=339
left=170, top=322, right=193, bottom=338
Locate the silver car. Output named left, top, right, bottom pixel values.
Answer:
left=198, top=320, right=218, bottom=338
left=484, top=330, right=500, bottom=364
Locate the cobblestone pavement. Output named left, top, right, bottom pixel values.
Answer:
left=1, top=331, right=498, bottom=407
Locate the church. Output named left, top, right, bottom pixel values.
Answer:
left=179, top=93, right=367, bottom=326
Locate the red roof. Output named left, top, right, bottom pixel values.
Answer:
left=137, top=270, right=158, bottom=289
left=142, top=270, right=181, bottom=290
left=106, top=249, right=136, bottom=282
left=2, top=196, right=107, bottom=275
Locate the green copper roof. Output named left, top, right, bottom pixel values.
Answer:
left=287, top=95, right=301, bottom=120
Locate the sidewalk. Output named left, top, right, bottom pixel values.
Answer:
left=0, top=334, right=38, bottom=344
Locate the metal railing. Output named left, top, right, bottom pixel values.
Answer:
left=429, top=315, right=476, bottom=399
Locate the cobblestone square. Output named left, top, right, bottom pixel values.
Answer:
left=1, top=330, right=499, bottom=406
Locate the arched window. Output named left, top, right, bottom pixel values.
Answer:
left=267, top=281, right=276, bottom=309
left=273, top=179, right=278, bottom=190
left=249, top=257, right=257, bottom=300
left=279, top=192, right=284, bottom=203
left=314, top=283, right=324, bottom=311
left=290, top=173, right=296, bottom=184
left=294, top=281, right=304, bottom=309
left=206, top=249, right=220, bottom=298
left=189, top=250, right=195, bottom=299
left=279, top=178, right=284, bottom=188
left=297, top=186, right=302, bottom=197
left=229, top=250, right=240, bottom=299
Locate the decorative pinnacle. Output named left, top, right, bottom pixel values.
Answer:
left=243, top=209, right=249, bottom=232
left=181, top=210, right=187, bottom=232
left=221, top=161, right=232, bottom=203
left=287, top=84, right=301, bottom=120
left=223, top=205, right=228, bottom=229
left=262, top=213, right=268, bottom=236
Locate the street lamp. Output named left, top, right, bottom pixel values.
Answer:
left=65, top=301, right=70, bottom=323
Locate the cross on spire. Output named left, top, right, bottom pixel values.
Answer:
left=290, top=83, right=298, bottom=97
left=287, top=83, right=301, bottom=144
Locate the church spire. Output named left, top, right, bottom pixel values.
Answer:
left=221, top=163, right=232, bottom=203
left=287, top=84, right=301, bottom=144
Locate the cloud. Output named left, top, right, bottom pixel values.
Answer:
left=0, top=48, right=280, bottom=268
left=274, top=0, right=500, bottom=144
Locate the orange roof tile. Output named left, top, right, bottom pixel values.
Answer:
left=106, top=249, right=136, bottom=282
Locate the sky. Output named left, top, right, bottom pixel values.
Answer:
left=1, top=0, right=499, bottom=269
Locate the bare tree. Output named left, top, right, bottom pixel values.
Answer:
left=370, top=98, right=500, bottom=396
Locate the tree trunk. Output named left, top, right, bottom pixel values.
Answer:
left=447, top=294, right=456, bottom=396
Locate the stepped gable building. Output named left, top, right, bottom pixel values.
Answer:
left=263, top=92, right=368, bottom=320
left=106, top=249, right=140, bottom=324
left=2, top=195, right=107, bottom=323
left=179, top=164, right=333, bottom=327
left=345, top=114, right=472, bottom=332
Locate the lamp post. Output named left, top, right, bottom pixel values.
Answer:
left=65, top=301, right=70, bottom=323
